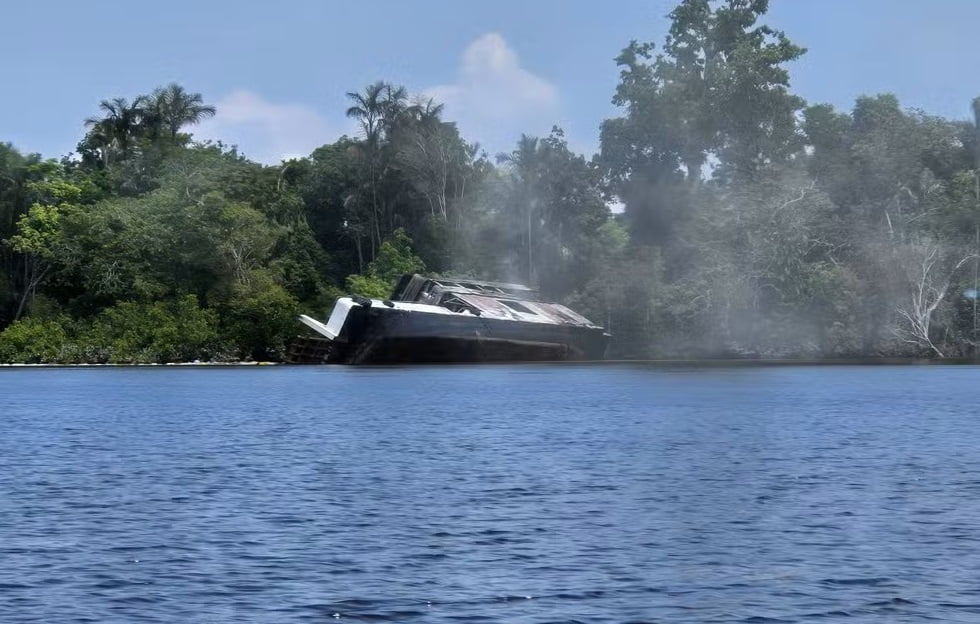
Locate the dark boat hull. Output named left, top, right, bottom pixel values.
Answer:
left=328, top=305, right=608, bottom=364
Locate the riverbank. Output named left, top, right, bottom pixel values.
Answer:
left=0, top=361, right=280, bottom=368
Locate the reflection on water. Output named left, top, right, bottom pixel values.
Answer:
left=2, top=364, right=980, bottom=622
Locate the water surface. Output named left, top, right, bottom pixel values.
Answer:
left=2, top=364, right=980, bottom=622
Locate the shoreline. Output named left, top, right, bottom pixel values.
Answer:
left=0, top=361, right=280, bottom=368
left=2, top=357, right=980, bottom=368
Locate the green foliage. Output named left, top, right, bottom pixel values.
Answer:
left=8, top=202, right=68, bottom=259
left=344, top=274, right=392, bottom=300
left=369, top=228, right=427, bottom=283
left=345, top=228, right=426, bottom=297
left=147, top=83, right=217, bottom=141
left=600, top=0, right=807, bottom=251
left=4, top=31, right=980, bottom=363
left=197, top=191, right=279, bottom=286
left=80, top=296, right=218, bottom=364
left=56, top=194, right=174, bottom=304
left=490, top=128, right=609, bottom=294
left=0, top=316, right=71, bottom=363
left=219, top=271, right=300, bottom=361
left=77, top=86, right=215, bottom=168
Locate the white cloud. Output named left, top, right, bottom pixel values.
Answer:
left=426, top=33, right=559, bottom=156
left=192, top=90, right=344, bottom=164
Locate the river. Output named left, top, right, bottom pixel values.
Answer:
left=2, top=364, right=980, bottom=622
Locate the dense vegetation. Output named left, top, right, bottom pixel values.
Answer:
left=2, top=0, right=980, bottom=362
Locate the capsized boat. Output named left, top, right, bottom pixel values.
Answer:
left=293, top=274, right=609, bottom=364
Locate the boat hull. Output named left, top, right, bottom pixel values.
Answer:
left=328, top=305, right=608, bottom=364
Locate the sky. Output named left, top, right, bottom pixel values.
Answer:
left=2, top=0, right=979, bottom=164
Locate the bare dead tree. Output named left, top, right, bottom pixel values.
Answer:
left=893, top=242, right=976, bottom=357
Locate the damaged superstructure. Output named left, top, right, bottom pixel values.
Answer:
left=291, top=274, right=609, bottom=364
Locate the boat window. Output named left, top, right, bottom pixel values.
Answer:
left=441, top=294, right=476, bottom=314
left=500, top=300, right=535, bottom=315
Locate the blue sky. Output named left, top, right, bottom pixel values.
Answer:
left=2, top=0, right=978, bottom=164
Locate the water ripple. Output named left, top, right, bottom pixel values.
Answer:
left=1, top=364, right=979, bottom=622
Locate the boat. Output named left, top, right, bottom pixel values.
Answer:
left=292, top=274, right=609, bottom=364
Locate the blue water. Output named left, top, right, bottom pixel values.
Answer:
left=2, top=365, right=980, bottom=623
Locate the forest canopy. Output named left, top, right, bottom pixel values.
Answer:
left=2, top=0, right=979, bottom=363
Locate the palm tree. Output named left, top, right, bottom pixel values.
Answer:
left=404, top=97, right=445, bottom=130
left=378, top=84, right=409, bottom=138
left=346, top=82, right=386, bottom=254
left=149, top=83, right=217, bottom=141
left=346, top=81, right=387, bottom=147
left=84, top=96, right=148, bottom=165
left=346, top=81, right=410, bottom=142
left=345, top=82, right=411, bottom=253
left=397, top=97, right=461, bottom=220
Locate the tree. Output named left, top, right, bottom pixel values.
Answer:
left=493, top=129, right=608, bottom=294
left=82, top=97, right=148, bottom=166
left=345, top=81, right=410, bottom=256
left=81, top=296, right=218, bottom=363
left=0, top=316, right=72, bottom=363
left=200, top=193, right=279, bottom=287
left=0, top=144, right=42, bottom=326
left=7, top=203, right=68, bottom=320
left=395, top=99, right=475, bottom=225
left=599, top=0, right=806, bottom=250
left=220, top=270, right=299, bottom=361
left=147, top=83, right=217, bottom=141
left=345, top=228, right=425, bottom=298
left=892, top=242, right=976, bottom=357
left=4, top=170, right=89, bottom=320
